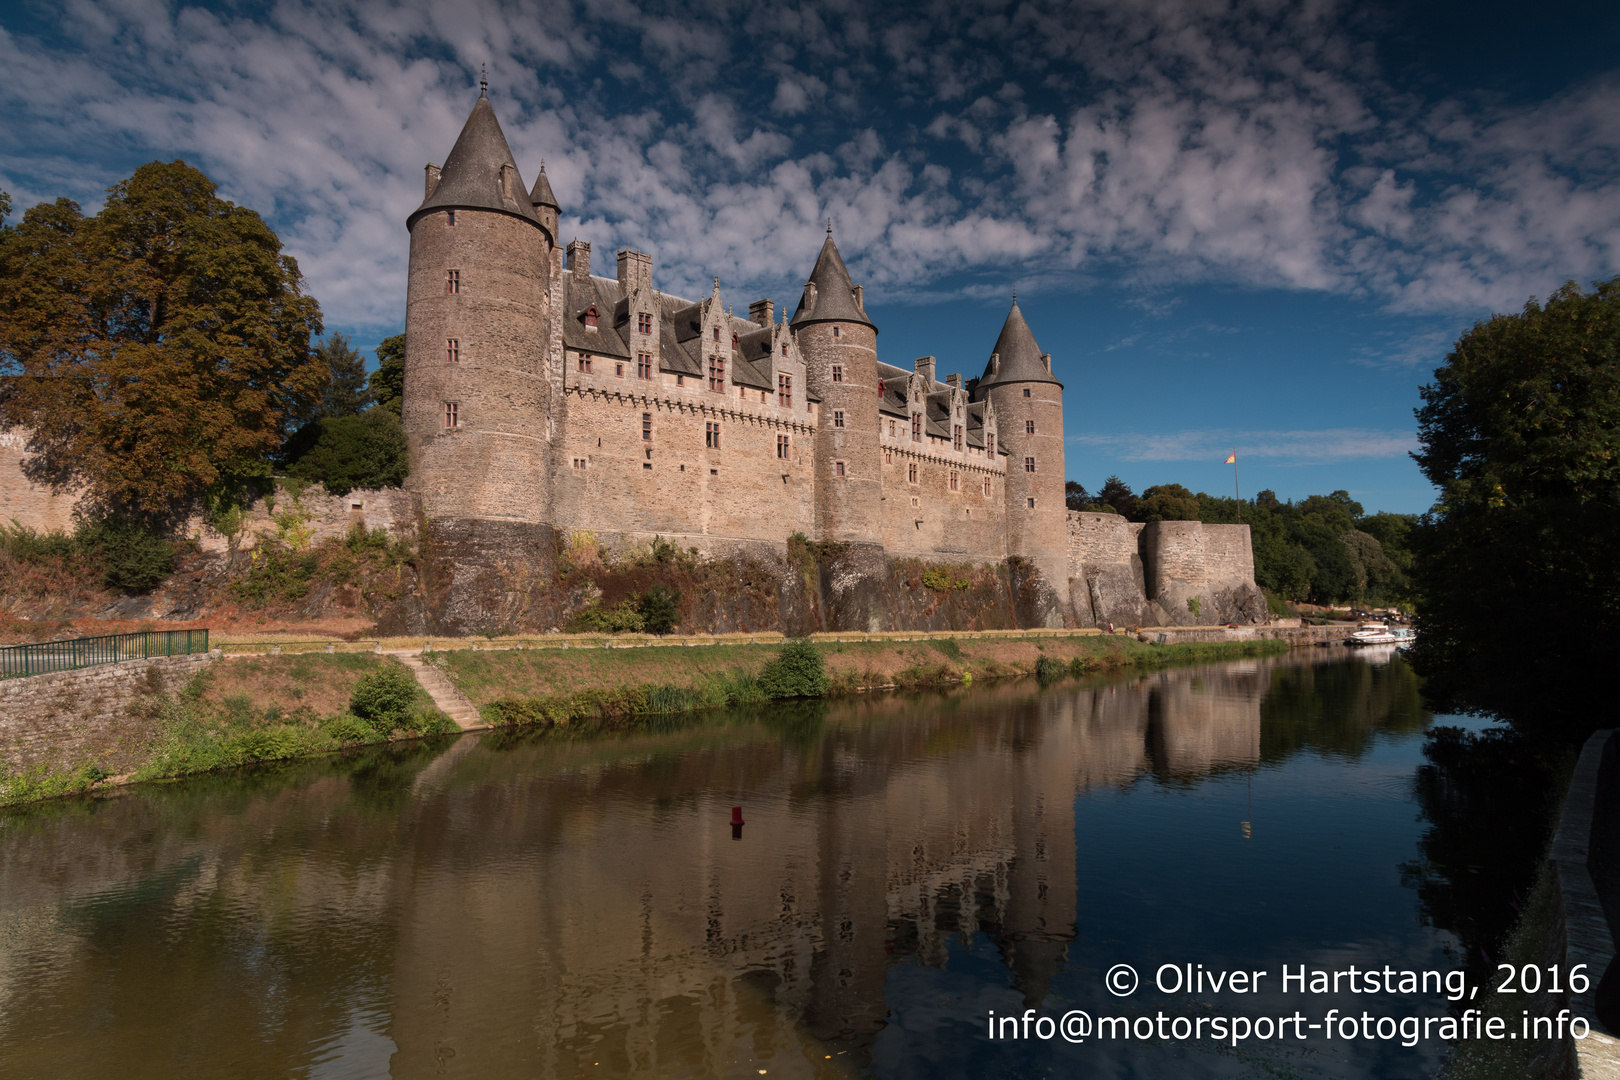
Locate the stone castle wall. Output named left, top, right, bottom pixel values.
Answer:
left=0, top=430, right=79, bottom=534
left=875, top=436, right=1007, bottom=563
left=1068, top=512, right=1264, bottom=628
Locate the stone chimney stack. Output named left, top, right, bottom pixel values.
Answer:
left=567, top=239, right=590, bottom=283
left=617, top=248, right=653, bottom=294
left=946, top=373, right=961, bottom=389
left=749, top=298, right=774, bottom=326
left=914, top=355, right=937, bottom=388
left=424, top=163, right=441, bottom=199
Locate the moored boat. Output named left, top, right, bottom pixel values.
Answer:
left=1346, top=622, right=1399, bottom=646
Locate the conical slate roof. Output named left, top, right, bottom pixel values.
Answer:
left=530, top=164, right=559, bottom=210
left=789, top=234, right=877, bottom=331
left=408, top=91, right=541, bottom=230
left=976, top=300, right=1061, bottom=390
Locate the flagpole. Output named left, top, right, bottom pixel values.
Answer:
left=1232, top=450, right=1241, bottom=524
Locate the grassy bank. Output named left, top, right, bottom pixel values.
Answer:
left=436, top=633, right=1291, bottom=733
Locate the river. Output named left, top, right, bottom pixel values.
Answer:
left=1, top=648, right=1466, bottom=1079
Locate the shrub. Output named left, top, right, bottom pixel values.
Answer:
left=1034, top=655, right=1066, bottom=684
left=757, top=639, right=828, bottom=699
left=1187, top=596, right=1202, bottom=617
left=324, top=713, right=375, bottom=743
left=282, top=409, right=409, bottom=496
left=349, top=662, right=419, bottom=729
left=638, top=585, right=681, bottom=634
left=568, top=598, right=646, bottom=633
left=921, top=565, right=971, bottom=591
left=74, top=517, right=178, bottom=592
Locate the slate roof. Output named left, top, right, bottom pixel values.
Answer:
left=975, top=300, right=1062, bottom=392
left=408, top=91, right=542, bottom=231
left=530, top=165, right=559, bottom=210
left=789, top=235, right=877, bottom=331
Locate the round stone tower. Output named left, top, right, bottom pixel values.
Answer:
left=975, top=300, right=1068, bottom=621
left=403, top=84, right=554, bottom=524
left=790, top=232, right=882, bottom=543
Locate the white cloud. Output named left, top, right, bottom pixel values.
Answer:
left=1069, top=428, right=1419, bottom=465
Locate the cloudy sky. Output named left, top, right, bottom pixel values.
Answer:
left=3, top=0, right=1617, bottom=512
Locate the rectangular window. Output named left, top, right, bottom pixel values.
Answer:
left=949, top=471, right=959, bottom=492
left=615, top=362, right=624, bottom=377
left=572, top=458, right=586, bottom=469
left=642, top=413, right=652, bottom=441
left=446, top=269, right=460, bottom=294
left=953, top=424, right=963, bottom=452
left=987, top=434, right=995, bottom=457
left=911, top=414, right=921, bottom=442
left=444, top=402, right=458, bottom=428
left=1027, top=497, right=1036, bottom=508
left=778, top=373, right=792, bottom=406
left=888, top=420, right=896, bottom=437
left=1025, top=420, right=1035, bottom=434
left=637, top=353, right=652, bottom=379
left=1023, top=388, right=1031, bottom=397
left=1024, top=456, right=1036, bottom=472
left=578, top=355, right=592, bottom=373
left=676, top=374, right=685, bottom=387
left=708, top=358, right=724, bottom=392
left=705, top=422, right=721, bottom=449
left=883, top=450, right=892, bottom=463
left=777, top=435, right=790, bottom=459
left=713, top=326, right=720, bottom=342
left=831, top=364, right=843, bottom=383
left=835, top=461, right=846, bottom=477
left=833, top=410, right=845, bottom=428
left=638, top=312, right=652, bottom=334
left=446, top=338, right=459, bottom=363
left=908, top=463, right=917, bottom=484
left=983, top=478, right=992, bottom=496
left=446, top=210, right=455, bottom=227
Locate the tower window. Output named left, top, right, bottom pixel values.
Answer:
left=953, top=425, right=963, bottom=452
left=987, top=434, right=995, bottom=456
left=705, top=421, right=721, bottom=449
left=835, top=461, right=846, bottom=477
left=572, top=458, right=586, bottom=469
left=911, top=413, right=921, bottom=442
left=1023, top=388, right=1031, bottom=397
left=444, top=402, right=458, bottom=428
left=1024, top=456, right=1036, bottom=472
left=708, top=357, right=725, bottom=392
left=831, top=364, right=843, bottom=383
left=446, top=269, right=460, bottom=294
left=1026, top=420, right=1035, bottom=434
left=983, top=478, right=992, bottom=496
left=615, top=361, right=624, bottom=377
left=949, top=471, right=959, bottom=492
left=637, top=353, right=652, bottom=379
left=908, top=463, right=917, bottom=483
left=833, top=326, right=841, bottom=338
left=777, top=435, right=790, bottom=459
left=638, top=312, right=652, bottom=334
left=778, top=373, right=792, bottom=406
left=577, top=355, right=592, bottom=373
left=446, top=338, right=459, bottom=363
left=446, top=210, right=455, bottom=227
left=642, top=412, right=652, bottom=441
left=1027, top=497, right=1036, bottom=509
left=833, top=410, right=845, bottom=428
left=887, top=420, right=896, bottom=437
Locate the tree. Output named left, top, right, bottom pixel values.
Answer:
left=283, top=409, right=409, bottom=496
left=0, top=188, right=11, bottom=232
left=1065, top=480, right=1091, bottom=512
left=1095, top=475, right=1139, bottom=518
left=1137, top=482, right=1200, bottom=522
left=370, top=334, right=405, bottom=416
left=0, top=161, right=324, bottom=522
left=314, top=333, right=370, bottom=418
left=1410, top=278, right=1620, bottom=737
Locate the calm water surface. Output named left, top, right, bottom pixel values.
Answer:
left=0, top=649, right=1461, bottom=1078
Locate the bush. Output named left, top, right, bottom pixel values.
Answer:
left=282, top=409, right=408, bottom=496
left=921, top=565, right=970, bottom=591
left=568, top=598, right=646, bottom=633
left=1034, top=655, right=1066, bottom=684
left=757, top=639, right=828, bottom=699
left=638, top=585, right=681, bottom=634
left=349, top=662, right=419, bottom=729
left=324, top=713, right=375, bottom=743
left=74, top=517, right=178, bottom=592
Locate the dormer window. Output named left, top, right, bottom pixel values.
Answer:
left=778, top=373, right=792, bottom=406
left=584, top=306, right=598, bottom=329
left=781, top=343, right=788, bottom=356
left=713, top=327, right=720, bottom=342
left=638, top=313, right=652, bottom=334
left=987, top=434, right=995, bottom=456
left=732, top=332, right=740, bottom=351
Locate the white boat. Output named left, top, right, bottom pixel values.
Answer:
left=1346, top=622, right=1399, bottom=646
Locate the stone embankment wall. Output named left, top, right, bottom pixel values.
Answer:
left=0, top=430, right=78, bottom=533
left=1068, top=512, right=1266, bottom=628
left=0, top=653, right=217, bottom=775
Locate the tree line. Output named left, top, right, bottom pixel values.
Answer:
left=1065, top=478, right=1415, bottom=608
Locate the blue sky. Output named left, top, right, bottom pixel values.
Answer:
left=3, top=0, right=1617, bottom=514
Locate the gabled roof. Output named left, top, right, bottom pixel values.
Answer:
left=409, top=91, right=543, bottom=231
left=560, top=275, right=631, bottom=359
left=789, top=234, right=877, bottom=331
left=530, top=164, right=559, bottom=210
left=974, top=300, right=1062, bottom=392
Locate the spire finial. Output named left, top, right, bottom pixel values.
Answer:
left=1012, top=288, right=1017, bottom=303
left=480, top=64, right=488, bottom=97
left=539, top=157, right=546, bottom=172
left=826, top=217, right=832, bottom=236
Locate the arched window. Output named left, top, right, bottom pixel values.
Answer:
left=731, top=332, right=740, bottom=351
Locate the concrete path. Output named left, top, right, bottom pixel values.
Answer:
left=390, top=651, right=485, bottom=731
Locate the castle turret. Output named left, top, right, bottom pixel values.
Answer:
left=791, top=230, right=881, bottom=543
left=529, top=162, right=560, bottom=241
left=402, top=82, right=554, bottom=525
left=974, top=300, right=1068, bottom=623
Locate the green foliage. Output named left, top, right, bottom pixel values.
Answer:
left=1409, top=278, right=1620, bottom=735
left=921, top=565, right=971, bottom=591
left=282, top=409, right=408, bottom=496
left=757, top=639, right=829, bottom=699
left=312, top=332, right=371, bottom=419
left=1095, top=475, right=1138, bottom=517
left=323, top=713, right=374, bottom=743
left=568, top=598, right=647, bottom=633
left=369, top=334, right=405, bottom=416
left=349, top=662, right=419, bottom=729
left=1138, top=482, right=1200, bottom=522
left=1186, top=596, right=1202, bottom=617
left=1065, top=480, right=1091, bottom=512
left=73, top=517, right=179, bottom=592
left=1034, top=655, right=1066, bottom=684
left=0, top=761, right=110, bottom=806
left=637, top=585, right=681, bottom=634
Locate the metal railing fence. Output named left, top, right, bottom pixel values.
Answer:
left=0, top=629, right=209, bottom=680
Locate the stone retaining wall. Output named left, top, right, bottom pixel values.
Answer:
left=0, top=652, right=217, bottom=775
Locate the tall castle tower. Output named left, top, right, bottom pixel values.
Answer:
left=975, top=301, right=1068, bottom=613
left=791, top=231, right=882, bottom=543
left=402, top=83, right=555, bottom=524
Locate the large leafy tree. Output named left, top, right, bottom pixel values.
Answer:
left=369, top=334, right=405, bottom=416
left=0, top=161, right=324, bottom=521
left=313, top=332, right=370, bottom=418
left=1409, top=279, right=1620, bottom=735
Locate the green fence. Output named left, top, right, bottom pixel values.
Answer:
left=0, top=630, right=210, bottom=680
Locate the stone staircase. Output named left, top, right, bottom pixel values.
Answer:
left=392, top=652, right=484, bottom=730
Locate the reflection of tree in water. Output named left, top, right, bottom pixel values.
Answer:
left=1257, top=654, right=1427, bottom=763
left=1401, top=726, right=1571, bottom=976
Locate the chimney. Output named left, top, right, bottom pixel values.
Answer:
left=749, top=299, right=774, bottom=327
left=424, top=163, right=441, bottom=199
left=914, top=355, right=936, bottom=387
left=567, top=239, right=591, bottom=282
left=617, top=248, right=653, bottom=294
left=946, top=373, right=961, bottom=390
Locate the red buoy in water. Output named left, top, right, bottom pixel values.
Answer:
left=730, top=805, right=745, bottom=826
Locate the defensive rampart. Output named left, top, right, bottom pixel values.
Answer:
left=1068, top=512, right=1265, bottom=628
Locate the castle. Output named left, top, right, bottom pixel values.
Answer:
left=402, top=86, right=1088, bottom=615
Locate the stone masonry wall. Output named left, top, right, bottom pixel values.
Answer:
left=0, top=429, right=79, bottom=534
left=1066, top=512, right=1153, bottom=627
left=876, top=438, right=1006, bottom=563
left=0, top=652, right=217, bottom=774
